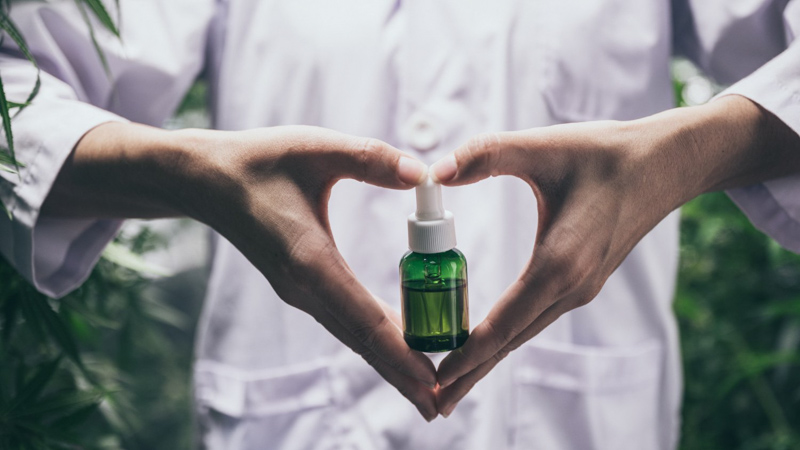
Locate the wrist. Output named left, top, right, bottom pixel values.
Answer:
left=158, top=127, right=246, bottom=227
left=623, top=95, right=784, bottom=211
left=679, top=95, right=765, bottom=194
left=44, top=122, right=177, bottom=217
left=107, top=123, right=215, bottom=219
left=44, top=122, right=236, bottom=221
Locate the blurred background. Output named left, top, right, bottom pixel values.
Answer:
left=1, top=62, right=799, bottom=449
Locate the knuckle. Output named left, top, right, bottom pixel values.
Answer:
left=587, top=280, right=603, bottom=299
left=554, top=266, right=589, bottom=300
left=355, top=138, right=383, bottom=182
left=574, top=281, right=603, bottom=308
left=349, top=314, right=389, bottom=351
left=359, top=349, right=380, bottom=366
left=575, top=296, right=593, bottom=308
left=537, top=232, right=599, bottom=299
left=451, top=383, right=475, bottom=404
left=285, top=234, right=325, bottom=281
left=282, top=233, right=350, bottom=309
left=534, top=250, right=575, bottom=297
left=393, top=380, right=417, bottom=401
left=483, top=317, right=515, bottom=351
left=491, top=346, right=512, bottom=365
left=396, top=384, right=413, bottom=401
left=463, top=132, right=502, bottom=174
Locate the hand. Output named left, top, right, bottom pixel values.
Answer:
left=44, top=123, right=440, bottom=420
left=429, top=95, right=800, bottom=417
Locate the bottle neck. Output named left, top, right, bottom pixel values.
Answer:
left=407, top=210, right=457, bottom=254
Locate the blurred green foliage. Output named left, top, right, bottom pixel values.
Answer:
left=0, top=227, right=200, bottom=449
left=677, top=193, right=800, bottom=449
left=672, top=72, right=800, bottom=449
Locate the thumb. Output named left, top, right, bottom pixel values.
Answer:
left=430, top=132, right=527, bottom=186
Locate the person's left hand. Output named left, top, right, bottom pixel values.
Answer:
left=43, top=123, right=442, bottom=420
left=429, top=95, right=800, bottom=417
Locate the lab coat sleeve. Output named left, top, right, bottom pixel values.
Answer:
left=673, top=0, right=800, bottom=253
left=0, top=56, right=126, bottom=299
left=0, top=1, right=211, bottom=298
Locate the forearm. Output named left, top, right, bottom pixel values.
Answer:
left=41, top=122, right=215, bottom=220
left=630, top=95, right=800, bottom=209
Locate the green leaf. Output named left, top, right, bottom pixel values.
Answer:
left=62, top=297, right=120, bottom=330
left=0, top=199, right=10, bottom=220
left=49, top=401, right=100, bottom=431
left=716, top=351, right=800, bottom=400
left=142, top=298, right=188, bottom=330
left=74, top=0, right=113, bottom=79
left=101, top=241, right=172, bottom=277
left=18, top=290, right=48, bottom=344
left=6, top=357, right=62, bottom=414
left=0, top=145, right=24, bottom=174
left=17, top=76, right=39, bottom=119
left=98, top=393, right=136, bottom=438
left=0, top=13, right=42, bottom=117
left=763, top=297, right=800, bottom=318
left=112, top=0, right=121, bottom=31
left=0, top=74, right=19, bottom=172
left=20, top=292, right=84, bottom=369
left=80, top=0, right=120, bottom=37
left=0, top=15, right=39, bottom=74
left=1, top=288, right=20, bottom=342
left=0, top=148, right=14, bottom=165
left=13, top=390, right=103, bottom=418
left=4, top=426, right=49, bottom=450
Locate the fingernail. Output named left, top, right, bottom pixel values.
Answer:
left=438, top=378, right=454, bottom=389
left=424, top=381, right=437, bottom=390
left=430, top=154, right=457, bottom=183
left=442, top=401, right=459, bottom=418
left=398, top=156, right=428, bottom=185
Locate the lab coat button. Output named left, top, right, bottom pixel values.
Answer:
left=404, top=113, right=440, bottom=151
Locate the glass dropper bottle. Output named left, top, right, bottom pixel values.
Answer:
left=400, top=176, right=469, bottom=353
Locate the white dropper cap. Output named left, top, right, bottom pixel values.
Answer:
left=407, top=175, right=457, bottom=254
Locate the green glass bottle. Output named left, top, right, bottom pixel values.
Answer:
left=401, top=176, right=469, bottom=353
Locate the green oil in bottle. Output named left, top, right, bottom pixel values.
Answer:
left=401, top=253, right=469, bottom=352
left=401, top=176, right=469, bottom=353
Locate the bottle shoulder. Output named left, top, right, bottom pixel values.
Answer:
left=400, top=248, right=466, bottom=265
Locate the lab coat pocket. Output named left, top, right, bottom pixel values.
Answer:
left=194, top=360, right=336, bottom=450
left=537, top=0, right=671, bottom=122
left=511, top=340, right=662, bottom=450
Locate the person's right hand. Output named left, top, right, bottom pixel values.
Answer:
left=43, top=123, right=440, bottom=420
left=428, top=95, right=800, bottom=418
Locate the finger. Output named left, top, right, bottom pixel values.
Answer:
left=437, top=191, right=610, bottom=388
left=255, top=126, right=427, bottom=188
left=309, top=303, right=438, bottom=421
left=321, top=134, right=428, bottom=188
left=436, top=353, right=497, bottom=418
left=436, top=299, right=572, bottom=417
left=429, top=132, right=529, bottom=186
left=375, top=296, right=404, bottom=330
left=278, top=231, right=438, bottom=388
left=435, top=268, right=554, bottom=389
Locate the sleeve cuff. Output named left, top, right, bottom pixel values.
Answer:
left=714, top=42, right=800, bottom=254
left=714, top=43, right=800, bottom=139
left=727, top=179, right=800, bottom=254
left=0, top=100, right=127, bottom=298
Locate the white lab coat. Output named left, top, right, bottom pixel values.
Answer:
left=1, top=1, right=799, bottom=449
